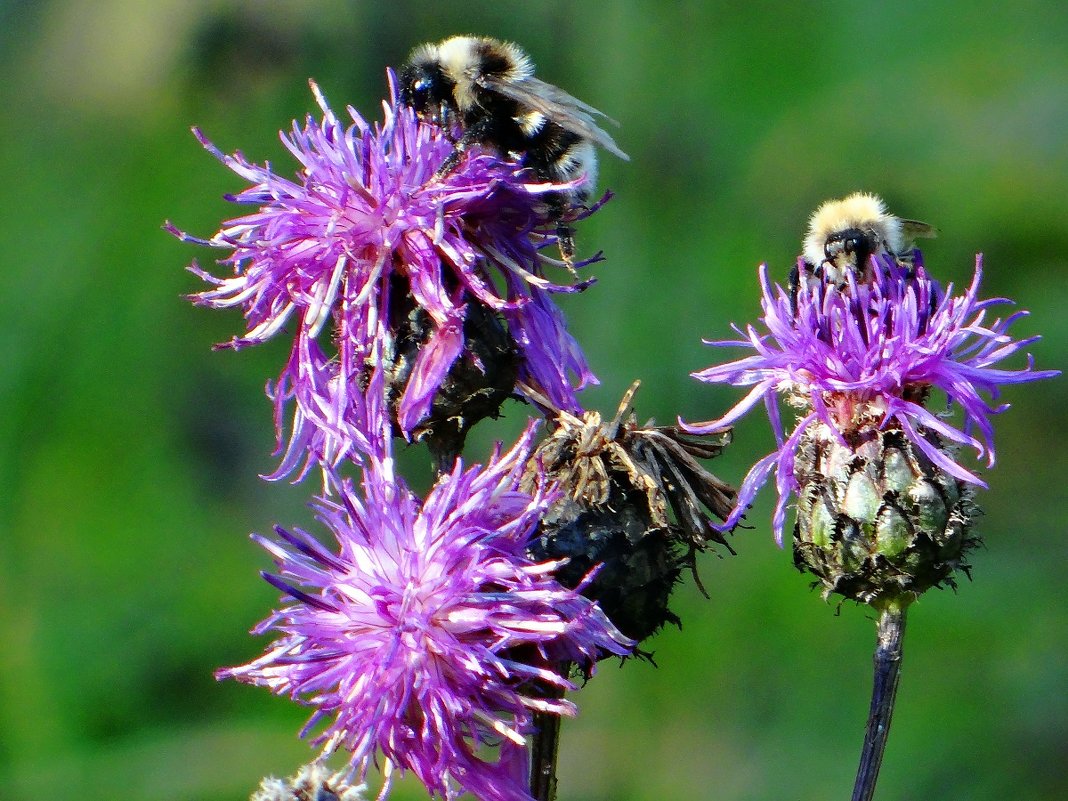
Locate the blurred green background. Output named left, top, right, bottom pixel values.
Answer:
left=1, top=1, right=1065, bottom=799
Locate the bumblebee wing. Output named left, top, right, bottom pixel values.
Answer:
left=514, top=77, right=621, bottom=127
left=901, top=219, right=938, bottom=239
left=478, top=74, right=630, bottom=161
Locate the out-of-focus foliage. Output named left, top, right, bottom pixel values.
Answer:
left=0, top=2, right=1064, bottom=800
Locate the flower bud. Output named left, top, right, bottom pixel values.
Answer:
left=793, top=420, right=978, bottom=603
left=251, top=762, right=364, bottom=801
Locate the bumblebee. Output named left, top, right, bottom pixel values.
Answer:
left=794, top=192, right=936, bottom=291
left=399, top=35, right=628, bottom=264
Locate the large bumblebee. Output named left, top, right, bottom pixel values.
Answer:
left=793, top=192, right=936, bottom=293
left=399, top=35, right=629, bottom=264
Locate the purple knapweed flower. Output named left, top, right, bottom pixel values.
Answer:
left=684, top=253, right=1057, bottom=546
left=218, top=424, right=632, bottom=801
left=169, top=75, right=598, bottom=475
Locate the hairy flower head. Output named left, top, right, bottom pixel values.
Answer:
left=685, top=254, right=1057, bottom=544
left=218, top=425, right=631, bottom=801
left=170, top=75, right=597, bottom=475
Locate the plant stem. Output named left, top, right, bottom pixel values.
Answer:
left=851, top=599, right=909, bottom=801
left=529, top=708, right=562, bottom=801
left=529, top=662, right=571, bottom=801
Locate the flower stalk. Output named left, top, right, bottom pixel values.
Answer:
left=852, top=598, right=908, bottom=801
left=528, top=677, right=568, bottom=801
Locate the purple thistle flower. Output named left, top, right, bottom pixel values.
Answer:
left=169, top=75, right=598, bottom=474
left=218, top=424, right=632, bottom=801
left=684, top=253, right=1058, bottom=544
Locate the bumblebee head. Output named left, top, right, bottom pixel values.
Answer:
left=399, top=60, right=455, bottom=127
left=824, top=227, right=877, bottom=270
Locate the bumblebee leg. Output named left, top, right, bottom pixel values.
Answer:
left=788, top=263, right=801, bottom=316
left=434, top=118, right=497, bottom=179
left=555, top=220, right=578, bottom=276
left=435, top=148, right=464, bottom=178
left=538, top=192, right=577, bottom=276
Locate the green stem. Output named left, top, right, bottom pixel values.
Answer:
left=851, top=599, right=909, bottom=801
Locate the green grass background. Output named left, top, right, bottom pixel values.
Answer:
left=1, top=2, right=1065, bottom=799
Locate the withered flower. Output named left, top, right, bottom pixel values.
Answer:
left=522, top=383, right=736, bottom=644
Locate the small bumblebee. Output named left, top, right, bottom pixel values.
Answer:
left=793, top=192, right=936, bottom=293
left=399, top=35, right=629, bottom=265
